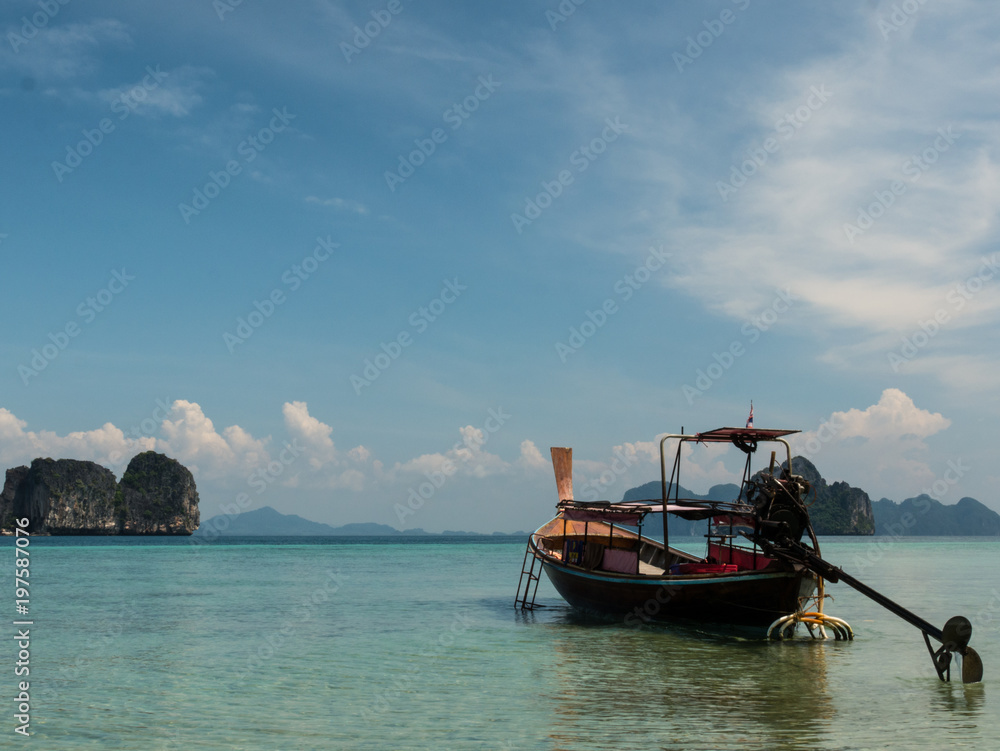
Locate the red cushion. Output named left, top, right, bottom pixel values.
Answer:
left=670, top=562, right=738, bottom=575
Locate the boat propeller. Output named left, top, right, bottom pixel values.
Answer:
left=755, top=535, right=985, bottom=684
left=924, top=616, right=984, bottom=684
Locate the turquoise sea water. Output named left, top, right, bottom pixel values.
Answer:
left=2, top=535, right=997, bottom=750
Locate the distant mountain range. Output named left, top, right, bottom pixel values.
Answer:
left=192, top=505, right=527, bottom=537
left=622, top=455, right=999, bottom=536
left=195, top=455, right=999, bottom=538
left=872, top=495, right=1000, bottom=536
left=622, top=480, right=741, bottom=537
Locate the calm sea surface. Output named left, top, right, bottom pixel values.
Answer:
left=2, top=535, right=997, bottom=750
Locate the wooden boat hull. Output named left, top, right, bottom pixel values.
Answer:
left=522, top=431, right=827, bottom=630
left=536, top=542, right=816, bottom=627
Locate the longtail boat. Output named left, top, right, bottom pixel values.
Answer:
left=515, top=425, right=984, bottom=683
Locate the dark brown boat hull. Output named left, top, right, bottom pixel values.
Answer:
left=540, top=555, right=816, bottom=627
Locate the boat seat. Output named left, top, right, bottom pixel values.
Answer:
left=638, top=561, right=666, bottom=576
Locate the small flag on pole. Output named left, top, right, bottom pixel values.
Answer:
left=746, top=402, right=754, bottom=428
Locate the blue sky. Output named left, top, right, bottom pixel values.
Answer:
left=2, top=0, right=999, bottom=532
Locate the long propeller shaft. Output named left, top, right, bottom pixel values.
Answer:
left=755, top=535, right=982, bottom=683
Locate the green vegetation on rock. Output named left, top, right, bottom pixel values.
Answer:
left=0, top=452, right=199, bottom=535
left=620, top=455, right=997, bottom=537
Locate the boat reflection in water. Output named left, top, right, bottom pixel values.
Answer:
left=541, top=613, right=838, bottom=750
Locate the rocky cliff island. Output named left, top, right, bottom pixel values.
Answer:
left=776, top=456, right=876, bottom=535
left=0, top=451, right=199, bottom=535
left=623, top=455, right=996, bottom=536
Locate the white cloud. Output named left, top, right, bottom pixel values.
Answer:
left=0, top=400, right=736, bottom=511
left=283, top=400, right=337, bottom=468
left=393, top=424, right=512, bottom=480
left=17, top=397, right=938, bottom=522
left=157, top=400, right=270, bottom=479
left=563, top=391, right=951, bottom=504
left=790, top=388, right=951, bottom=497
left=280, top=401, right=376, bottom=489
left=516, top=439, right=548, bottom=470
left=348, top=445, right=372, bottom=464
left=579, top=437, right=740, bottom=500
left=0, top=408, right=154, bottom=472
left=0, top=401, right=526, bottom=497
left=816, top=387, right=950, bottom=441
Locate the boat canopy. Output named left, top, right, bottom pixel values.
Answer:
left=692, top=427, right=800, bottom=443
left=655, top=426, right=802, bottom=549
left=557, top=499, right=718, bottom=523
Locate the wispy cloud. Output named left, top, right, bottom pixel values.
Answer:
left=614, top=3, right=1000, bottom=389
left=94, top=65, right=211, bottom=117
left=1, top=19, right=131, bottom=80
left=305, top=195, right=369, bottom=214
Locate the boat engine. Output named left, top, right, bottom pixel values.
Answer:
left=746, top=470, right=811, bottom=543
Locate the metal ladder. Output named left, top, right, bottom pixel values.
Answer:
left=514, top=542, right=543, bottom=610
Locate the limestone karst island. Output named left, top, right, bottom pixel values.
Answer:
left=1, top=451, right=199, bottom=535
